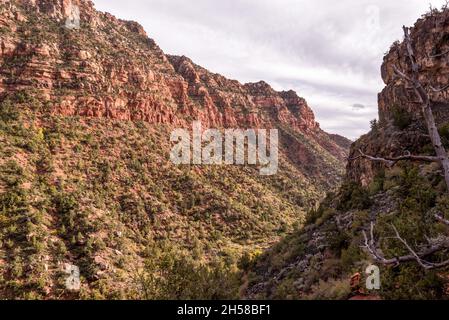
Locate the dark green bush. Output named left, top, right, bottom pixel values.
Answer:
left=139, top=245, right=240, bottom=300
left=337, top=182, right=372, bottom=211
left=438, top=122, right=449, bottom=148
left=392, top=106, right=412, bottom=130
left=0, top=99, right=20, bottom=123
left=381, top=265, right=444, bottom=300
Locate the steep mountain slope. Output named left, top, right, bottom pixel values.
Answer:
left=246, top=7, right=449, bottom=300
left=0, top=0, right=348, bottom=299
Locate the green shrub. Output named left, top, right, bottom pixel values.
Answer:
left=370, top=119, right=379, bottom=131
left=337, top=182, right=372, bottom=211
left=305, top=278, right=351, bottom=300
left=369, top=170, right=385, bottom=194
left=381, top=265, right=444, bottom=300
left=139, top=245, right=240, bottom=300
left=439, top=122, right=449, bottom=148
left=340, top=244, right=362, bottom=271
left=0, top=99, right=20, bottom=123
left=0, top=161, right=24, bottom=187
left=328, top=230, right=351, bottom=256
left=392, top=106, right=412, bottom=130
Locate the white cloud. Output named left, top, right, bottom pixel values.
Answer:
left=92, top=0, right=447, bottom=140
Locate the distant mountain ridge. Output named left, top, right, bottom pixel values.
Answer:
left=0, top=0, right=349, bottom=164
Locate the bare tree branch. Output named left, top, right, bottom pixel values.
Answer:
left=429, top=49, right=449, bottom=59
left=357, top=22, right=449, bottom=272
left=435, top=213, right=449, bottom=226
left=361, top=222, right=449, bottom=269
left=349, top=149, right=439, bottom=167
left=430, top=84, right=449, bottom=92
left=391, top=225, right=433, bottom=269
left=393, top=65, right=414, bottom=83
left=391, top=26, right=449, bottom=191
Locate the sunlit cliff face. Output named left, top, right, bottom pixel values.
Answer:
left=95, top=0, right=447, bottom=140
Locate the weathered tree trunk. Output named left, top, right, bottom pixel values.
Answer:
left=401, top=26, right=449, bottom=191
left=421, top=99, right=449, bottom=189
left=359, top=23, right=449, bottom=270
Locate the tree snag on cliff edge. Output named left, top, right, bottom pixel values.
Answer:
left=353, top=26, right=449, bottom=191
left=354, top=26, right=449, bottom=269
left=396, top=26, right=449, bottom=190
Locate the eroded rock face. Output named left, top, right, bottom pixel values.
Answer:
left=167, top=56, right=322, bottom=133
left=22, top=0, right=94, bottom=21
left=0, top=0, right=349, bottom=181
left=348, top=9, right=449, bottom=186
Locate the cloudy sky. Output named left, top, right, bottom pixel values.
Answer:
left=93, top=0, right=446, bottom=140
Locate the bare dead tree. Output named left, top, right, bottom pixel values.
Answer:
left=362, top=222, right=449, bottom=270
left=435, top=213, right=449, bottom=226
left=429, top=49, right=449, bottom=59
left=355, top=26, right=449, bottom=269
left=351, top=26, right=449, bottom=191
left=395, top=26, right=449, bottom=189
left=350, top=149, right=439, bottom=168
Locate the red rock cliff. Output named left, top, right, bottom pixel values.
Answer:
left=0, top=0, right=349, bottom=182
left=348, top=9, right=449, bottom=186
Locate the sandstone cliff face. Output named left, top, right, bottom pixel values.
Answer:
left=0, top=0, right=348, bottom=166
left=167, top=55, right=349, bottom=169
left=348, top=9, right=449, bottom=186
left=0, top=0, right=351, bottom=197
left=1, top=0, right=182, bottom=125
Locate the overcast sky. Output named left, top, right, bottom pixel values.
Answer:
left=93, top=0, right=446, bottom=140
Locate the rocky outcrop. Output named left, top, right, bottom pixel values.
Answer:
left=329, top=134, right=353, bottom=150
left=348, top=9, right=449, bottom=186
left=167, top=56, right=321, bottom=133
